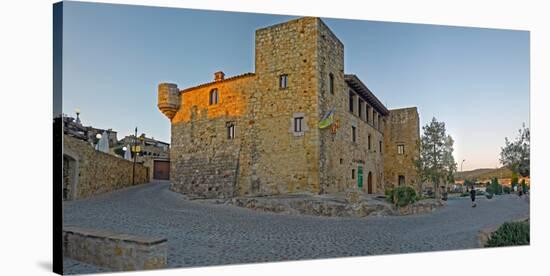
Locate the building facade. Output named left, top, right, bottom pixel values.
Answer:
left=158, top=17, right=420, bottom=199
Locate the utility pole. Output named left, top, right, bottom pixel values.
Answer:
left=132, top=127, right=137, bottom=185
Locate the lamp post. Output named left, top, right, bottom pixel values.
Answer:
left=461, top=159, right=466, bottom=172
left=132, top=127, right=137, bottom=185
left=95, top=133, right=102, bottom=150
left=75, top=108, right=81, bottom=125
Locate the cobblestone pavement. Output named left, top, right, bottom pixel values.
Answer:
left=63, top=182, right=529, bottom=274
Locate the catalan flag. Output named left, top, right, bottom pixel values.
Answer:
left=319, top=109, right=335, bottom=129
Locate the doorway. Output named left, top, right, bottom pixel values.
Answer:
left=357, top=166, right=363, bottom=189
left=398, top=175, right=405, bottom=186
left=367, top=171, right=373, bottom=194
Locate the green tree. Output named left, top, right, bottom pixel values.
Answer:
left=511, top=172, right=519, bottom=191
left=500, top=124, right=530, bottom=177
left=414, top=117, right=457, bottom=199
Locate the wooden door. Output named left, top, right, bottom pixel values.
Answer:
left=153, top=160, right=170, bottom=180
left=367, top=172, right=373, bottom=194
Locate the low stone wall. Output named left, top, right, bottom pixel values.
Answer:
left=63, top=134, right=149, bottom=199
left=395, top=199, right=446, bottom=215
left=63, top=226, right=167, bottom=271
left=226, top=195, right=443, bottom=217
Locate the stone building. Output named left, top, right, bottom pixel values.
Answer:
left=157, top=17, right=420, bottom=199
left=63, top=115, right=118, bottom=147
left=118, top=134, right=170, bottom=159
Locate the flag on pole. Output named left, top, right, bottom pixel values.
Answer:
left=319, top=109, right=335, bottom=129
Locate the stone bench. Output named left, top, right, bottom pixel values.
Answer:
left=63, top=226, right=167, bottom=271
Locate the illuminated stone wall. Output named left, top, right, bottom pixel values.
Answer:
left=383, top=107, right=421, bottom=191
left=159, top=17, right=419, bottom=198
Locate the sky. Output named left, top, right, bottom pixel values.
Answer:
left=59, top=1, right=530, bottom=171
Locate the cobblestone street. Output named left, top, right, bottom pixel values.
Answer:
left=63, top=182, right=529, bottom=274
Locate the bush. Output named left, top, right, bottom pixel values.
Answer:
left=460, top=192, right=470, bottom=197
left=386, top=186, right=417, bottom=207
left=511, top=173, right=519, bottom=190
left=486, top=177, right=503, bottom=195
left=503, top=186, right=511, bottom=194
left=485, top=193, right=493, bottom=199
left=485, top=221, right=530, bottom=247
left=521, top=179, right=528, bottom=194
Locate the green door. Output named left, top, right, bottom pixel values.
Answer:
left=358, top=166, right=363, bottom=188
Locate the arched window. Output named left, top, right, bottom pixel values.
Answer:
left=209, top=89, right=219, bottom=105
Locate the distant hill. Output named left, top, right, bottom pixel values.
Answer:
left=455, top=167, right=513, bottom=181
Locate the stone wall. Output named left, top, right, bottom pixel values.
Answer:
left=384, top=107, right=420, bottom=191
left=169, top=75, right=254, bottom=198
left=63, top=226, right=167, bottom=271
left=159, top=17, right=419, bottom=199
left=63, top=134, right=149, bottom=200
left=245, top=17, right=321, bottom=196
left=316, top=20, right=385, bottom=194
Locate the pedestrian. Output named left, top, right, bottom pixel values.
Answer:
left=470, top=186, right=476, bottom=207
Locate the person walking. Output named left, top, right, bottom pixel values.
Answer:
left=470, top=186, right=477, bottom=207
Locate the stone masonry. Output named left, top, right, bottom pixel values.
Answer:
left=63, top=134, right=149, bottom=200
left=157, top=17, right=421, bottom=199
left=63, top=226, right=167, bottom=271
left=383, top=107, right=421, bottom=190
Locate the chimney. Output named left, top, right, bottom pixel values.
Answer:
left=214, top=71, right=225, bottom=81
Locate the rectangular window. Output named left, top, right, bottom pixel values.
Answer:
left=279, top=74, right=288, bottom=89
left=368, top=134, right=371, bottom=150
left=397, top=144, right=405, bottom=155
left=227, top=124, right=235, bottom=139
left=374, top=112, right=378, bottom=128
left=294, top=117, right=304, bottom=132
left=209, top=89, right=219, bottom=105
left=349, top=91, right=354, bottom=113
left=352, top=126, right=356, bottom=143
left=358, top=99, right=364, bottom=118
left=366, top=105, right=370, bottom=123
left=329, top=73, right=334, bottom=94
left=352, top=169, right=355, bottom=179
left=379, top=141, right=383, bottom=153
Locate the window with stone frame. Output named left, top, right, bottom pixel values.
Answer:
left=379, top=140, right=383, bottom=153
left=329, top=73, right=334, bottom=94
left=294, top=117, right=304, bottom=132
left=352, top=126, right=356, bottom=143
left=397, top=144, right=405, bottom=155
left=349, top=90, right=355, bottom=113
left=368, top=134, right=371, bottom=150
left=209, top=88, right=219, bottom=105
left=279, top=74, right=288, bottom=89
left=366, top=105, right=370, bottom=123
left=358, top=98, right=364, bottom=118
left=352, top=169, right=355, bottom=179
left=227, top=122, right=235, bottom=139
left=289, top=113, right=308, bottom=136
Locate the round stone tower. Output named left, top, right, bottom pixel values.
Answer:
left=157, top=83, right=180, bottom=120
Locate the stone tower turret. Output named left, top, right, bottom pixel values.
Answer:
left=157, top=83, right=180, bottom=120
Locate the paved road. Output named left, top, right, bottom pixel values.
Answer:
left=63, top=182, right=529, bottom=273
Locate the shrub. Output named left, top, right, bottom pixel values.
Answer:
left=521, top=179, right=528, bottom=194
left=503, top=186, right=511, bottom=194
left=511, top=173, right=519, bottom=190
left=460, top=192, right=470, bottom=197
left=386, top=186, right=417, bottom=207
left=485, top=221, right=530, bottom=247
left=486, top=177, right=502, bottom=195
left=485, top=193, right=493, bottom=199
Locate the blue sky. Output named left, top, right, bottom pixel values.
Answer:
left=60, top=1, right=529, bottom=171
